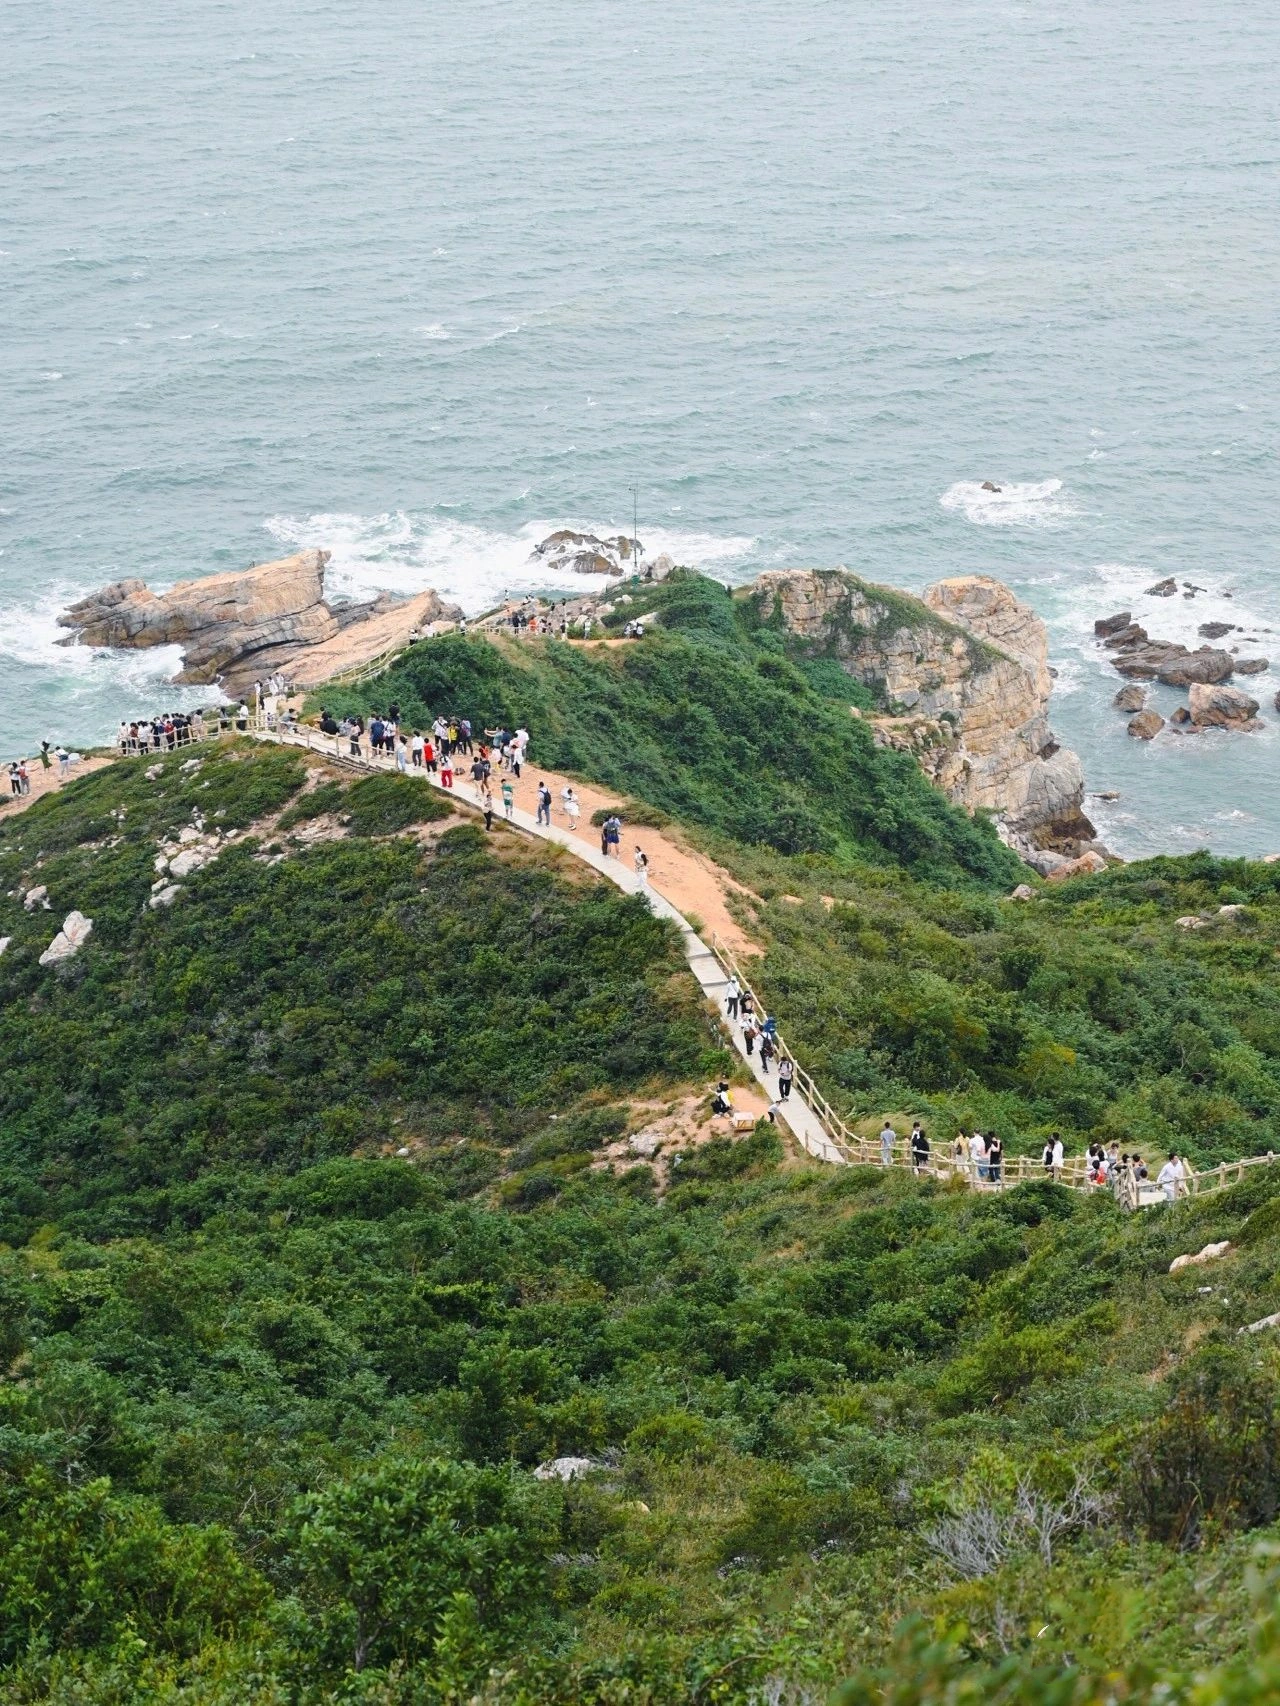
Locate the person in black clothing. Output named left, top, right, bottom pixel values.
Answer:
left=911, top=1124, right=930, bottom=1174
left=987, top=1132, right=1003, bottom=1185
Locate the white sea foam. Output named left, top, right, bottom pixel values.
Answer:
left=0, top=585, right=225, bottom=731
left=261, top=511, right=756, bottom=614
left=415, top=323, right=450, bottom=340
left=939, top=478, right=1077, bottom=527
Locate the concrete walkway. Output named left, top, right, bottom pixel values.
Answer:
left=256, top=724, right=846, bottom=1166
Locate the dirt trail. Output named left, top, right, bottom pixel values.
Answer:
left=464, top=754, right=757, bottom=955
left=0, top=754, right=116, bottom=820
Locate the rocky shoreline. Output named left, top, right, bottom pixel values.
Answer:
left=57, top=551, right=463, bottom=697
left=58, top=546, right=1100, bottom=865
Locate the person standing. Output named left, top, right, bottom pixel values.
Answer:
left=743, top=1018, right=756, bottom=1057
left=777, top=1056, right=794, bottom=1101
left=410, top=731, right=424, bottom=768
left=633, top=846, right=648, bottom=886
left=481, top=784, right=494, bottom=831
left=725, top=976, right=740, bottom=1019
left=501, top=778, right=515, bottom=820
left=970, top=1128, right=988, bottom=1183
left=1051, top=1132, right=1065, bottom=1182
left=39, top=741, right=52, bottom=771
left=911, top=1124, right=930, bottom=1174
left=1157, top=1151, right=1184, bottom=1203
left=440, top=754, right=453, bottom=789
left=759, top=1029, right=774, bottom=1072
left=537, top=782, right=552, bottom=826
left=987, top=1132, right=1003, bottom=1187
left=880, top=1120, right=896, bottom=1167
left=395, top=736, right=408, bottom=774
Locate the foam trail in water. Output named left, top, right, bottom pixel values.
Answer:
left=262, top=512, right=756, bottom=613
left=940, top=478, right=1077, bottom=527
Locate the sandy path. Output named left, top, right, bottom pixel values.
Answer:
left=0, top=753, right=116, bottom=820
left=460, top=751, right=757, bottom=954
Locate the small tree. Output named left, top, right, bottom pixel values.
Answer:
left=283, top=1457, right=554, bottom=1679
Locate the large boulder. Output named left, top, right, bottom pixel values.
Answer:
left=1145, top=577, right=1178, bottom=597
left=1113, top=685, right=1146, bottom=713
left=1159, top=647, right=1235, bottom=686
left=533, top=530, right=635, bottom=576
left=1094, top=610, right=1132, bottom=637
left=1189, top=683, right=1262, bottom=730
left=39, top=910, right=93, bottom=966
left=1235, top=657, right=1269, bottom=675
left=747, top=570, right=1089, bottom=843
left=1128, top=709, right=1165, bottom=740
left=57, top=552, right=462, bottom=694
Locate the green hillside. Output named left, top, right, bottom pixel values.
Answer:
left=0, top=711, right=1279, bottom=1699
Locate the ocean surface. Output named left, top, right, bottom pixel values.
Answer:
left=3, top=0, right=1278, bottom=858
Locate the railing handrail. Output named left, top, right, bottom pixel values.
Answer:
left=134, top=715, right=1276, bottom=1210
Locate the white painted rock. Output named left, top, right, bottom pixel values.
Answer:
left=149, top=885, right=182, bottom=909
left=1170, top=1240, right=1232, bottom=1274
left=39, top=910, right=93, bottom=966
left=145, top=764, right=163, bottom=780
left=533, top=1456, right=597, bottom=1483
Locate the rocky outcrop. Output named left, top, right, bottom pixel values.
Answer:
left=1113, top=685, right=1146, bottom=713
left=1188, top=683, right=1262, bottom=730
left=747, top=569, right=1089, bottom=845
left=57, top=552, right=462, bottom=695
left=533, top=530, right=639, bottom=577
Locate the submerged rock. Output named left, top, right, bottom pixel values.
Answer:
left=1145, top=577, right=1178, bottom=597
left=1198, top=621, right=1235, bottom=640
left=1235, top=657, right=1269, bottom=674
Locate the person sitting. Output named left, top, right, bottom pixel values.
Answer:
left=711, top=1082, right=733, bottom=1117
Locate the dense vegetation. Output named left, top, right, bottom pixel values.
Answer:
left=319, top=575, right=1020, bottom=887
left=329, top=576, right=1280, bottom=1167
left=3, top=643, right=1280, bottom=1701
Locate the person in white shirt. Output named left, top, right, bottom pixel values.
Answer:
left=1051, top=1133, right=1065, bottom=1181
left=880, top=1121, right=896, bottom=1166
left=1157, top=1152, right=1184, bottom=1203
left=724, top=976, right=740, bottom=1019
left=969, top=1129, right=988, bottom=1182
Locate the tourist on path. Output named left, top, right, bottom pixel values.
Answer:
left=880, top=1121, right=896, bottom=1166
left=1157, top=1151, right=1184, bottom=1203
left=987, top=1132, right=1003, bottom=1186
left=633, top=846, right=648, bottom=886
left=911, top=1124, right=930, bottom=1174
left=482, top=784, right=494, bottom=831
left=725, top=976, right=740, bottom=1019
left=777, top=1056, right=793, bottom=1101
left=501, top=779, right=514, bottom=820
left=536, top=783, right=552, bottom=826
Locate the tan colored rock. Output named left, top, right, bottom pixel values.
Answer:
left=57, top=551, right=462, bottom=695
left=1113, top=685, right=1146, bottom=713
left=1045, top=850, right=1108, bottom=882
left=747, top=570, right=1088, bottom=842
left=1189, top=682, right=1261, bottom=729
left=1169, top=1240, right=1231, bottom=1274
left=1128, top=709, right=1165, bottom=740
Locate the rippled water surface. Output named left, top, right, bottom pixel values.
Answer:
left=3, top=0, right=1278, bottom=854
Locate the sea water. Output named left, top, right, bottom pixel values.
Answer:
left=2, top=0, right=1278, bottom=858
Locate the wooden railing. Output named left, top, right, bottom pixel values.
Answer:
left=130, top=719, right=1279, bottom=1210
left=708, top=932, right=1278, bottom=1207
